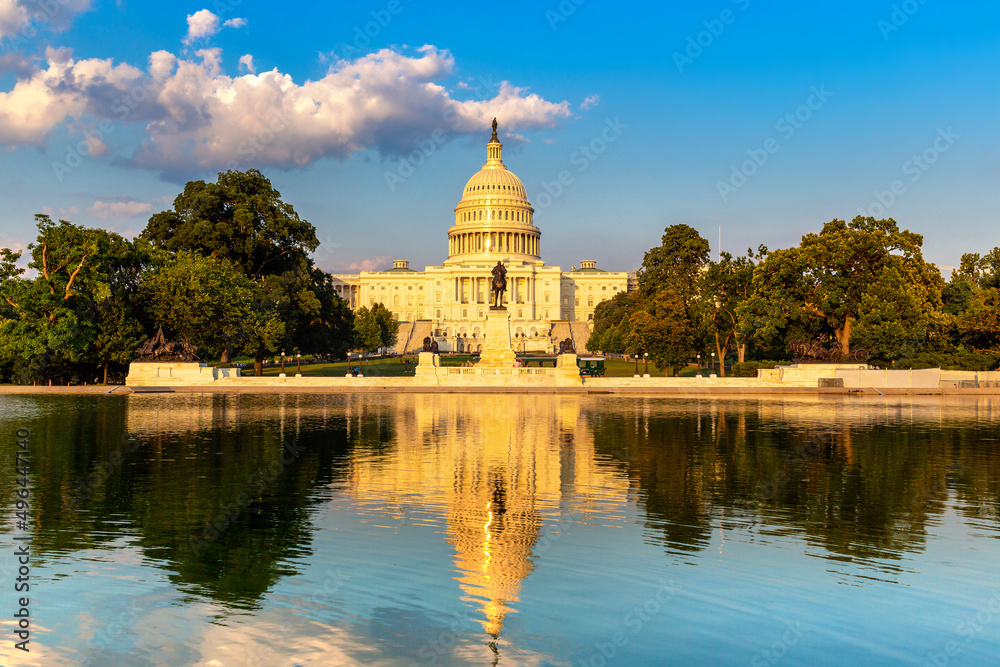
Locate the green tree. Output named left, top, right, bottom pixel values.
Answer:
left=372, top=302, right=399, bottom=351
left=141, top=169, right=318, bottom=280
left=956, top=288, right=1000, bottom=353
left=141, top=170, right=354, bottom=361
left=353, top=306, right=382, bottom=354
left=140, top=252, right=262, bottom=362
left=740, top=216, right=940, bottom=356
left=704, top=249, right=759, bottom=374
left=0, top=216, right=146, bottom=383
left=625, top=289, right=696, bottom=376
left=588, top=291, right=634, bottom=353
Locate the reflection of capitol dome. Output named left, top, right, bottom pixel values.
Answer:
left=344, top=395, right=629, bottom=643
left=447, top=120, right=541, bottom=266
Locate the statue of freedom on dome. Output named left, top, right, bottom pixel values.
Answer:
left=490, top=261, right=507, bottom=309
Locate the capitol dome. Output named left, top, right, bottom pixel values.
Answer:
left=447, top=120, right=541, bottom=266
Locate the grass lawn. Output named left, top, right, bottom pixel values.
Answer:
left=602, top=359, right=704, bottom=377
left=258, top=357, right=419, bottom=377
left=245, top=355, right=710, bottom=378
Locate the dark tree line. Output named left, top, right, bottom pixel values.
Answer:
left=589, top=218, right=1000, bottom=375
left=0, top=170, right=363, bottom=384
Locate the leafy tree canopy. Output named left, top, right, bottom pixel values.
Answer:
left=141, top=169, right=318, bottom=280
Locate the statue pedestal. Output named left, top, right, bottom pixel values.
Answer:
left=477, top=309, right=517, bottom=368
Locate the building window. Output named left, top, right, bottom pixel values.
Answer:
left=436, top=309, right=441, bottom=318
left=574, top=298, right=579, bottom=306
left=602, top=285, right=607, bottom=290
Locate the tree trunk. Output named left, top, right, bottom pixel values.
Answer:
left=103, top=362, right=108, bottom=385
left=835, top=317, right=852, bottom=355
left=737, top=343, right=747, bottom=364
left=221, top=342, right=234, bottom=365
left=254, top=355, right=263, bottom=377
left=715, top=333, right=727, bottom=378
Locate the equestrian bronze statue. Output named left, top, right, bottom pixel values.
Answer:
left=490, top=261, right=507, bottom=309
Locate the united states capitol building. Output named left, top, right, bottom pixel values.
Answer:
left=331, top=123, right=628, bottom=354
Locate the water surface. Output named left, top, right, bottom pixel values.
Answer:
left=1, top=394, right=998, bottom=666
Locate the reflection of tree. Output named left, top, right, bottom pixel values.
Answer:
left=589, top=399, right=1000, bottom=564
left=6, top=394, right=357, bottom=609
left=592, top=409, right=714, bottom=554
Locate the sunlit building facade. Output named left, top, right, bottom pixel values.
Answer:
left=331, top=124, right=628, bottom=353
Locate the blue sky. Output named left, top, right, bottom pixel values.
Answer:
left=0, top=0, right=997, bottom=274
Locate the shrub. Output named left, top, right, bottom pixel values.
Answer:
left=731, top=360, right=790, bottom=377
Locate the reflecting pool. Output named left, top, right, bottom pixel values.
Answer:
left=1, top=394, right=999, bottom=666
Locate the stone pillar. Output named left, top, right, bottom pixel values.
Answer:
left=477, top=309, right=517, bottom=367
left=415, top=352, right=440, bottom=385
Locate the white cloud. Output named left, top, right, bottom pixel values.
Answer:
left=183, top=9, right=219, bottom=44
left=238, top=54, right=255, bottom=74
left=87, top=200, right=155, bottom=220
left=41, top=205, right=81, bottom=218
left=329, top=256, right=393, bottom=273
left=183, top=10, right=246, bottom=44
left=0, top=0, right=29, bottom=39
left=0, top=0, right=91, bottom=39
left=0, top=45, right=572, bottom=176
left=581, top=94, right=600, bottom=110
left=0, top=47, right=143, bottom=146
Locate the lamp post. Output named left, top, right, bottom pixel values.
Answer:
left=280, top=349, right=286, bottom=376
left=697, top=353, right=701, bottom=374
left=644, top=352, right=648, bottom=376
left=634, top=354, right=639, bottom=376
left=711, top=351, right=716, bottom=376
left=296, top=352, right=302, bottom=377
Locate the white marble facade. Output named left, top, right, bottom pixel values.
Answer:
left=331, top=124, right=627, bottom=353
